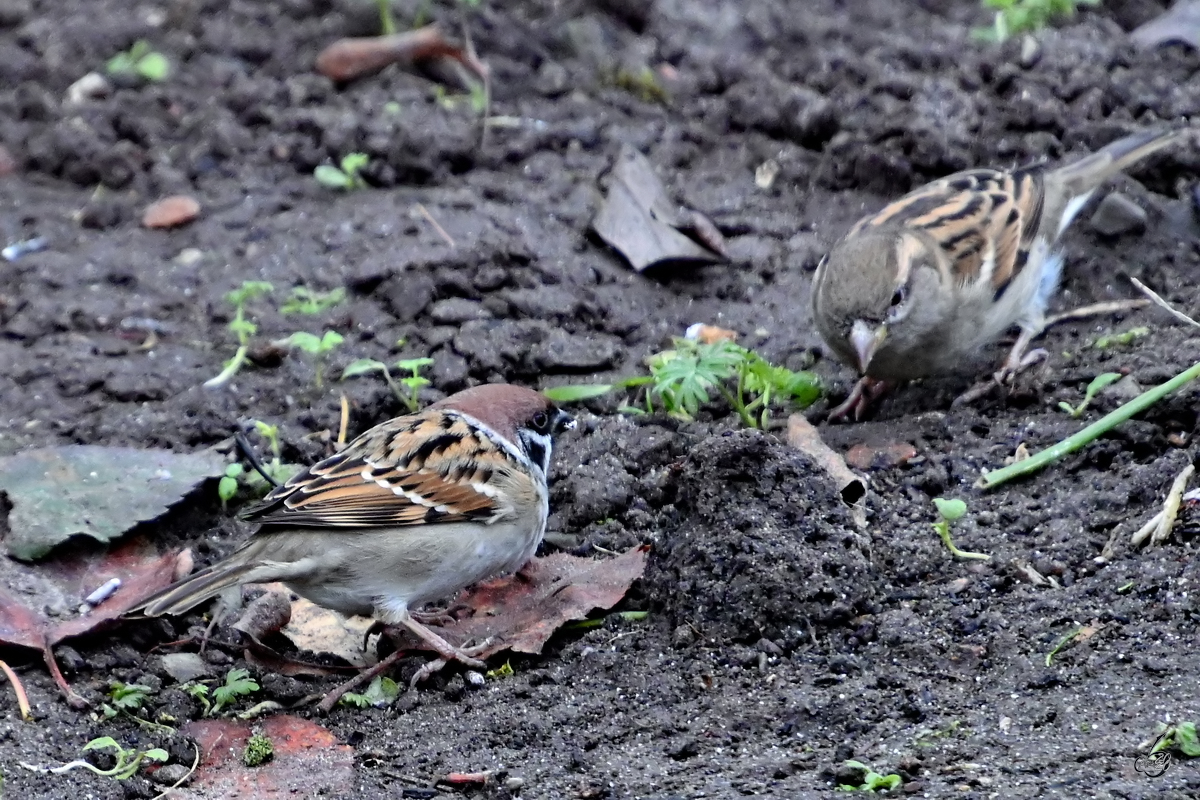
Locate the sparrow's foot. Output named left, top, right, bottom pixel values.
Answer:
left=406, top=638, right=495, bottom=688
left=828, top=376, right=894, bottom=422
left=953, top=329, right=1046, bottom=407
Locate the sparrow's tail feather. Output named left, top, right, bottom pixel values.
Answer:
left=1046, top=126, right=1189, bottom=237
left=1053, top=127, right=1187, bottom=198
left=138, top=561, right=259, bottom=616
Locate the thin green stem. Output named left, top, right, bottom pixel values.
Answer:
left=204, top=345, right=249, bottom=388
left=978, top=360, right=1200, bottom=489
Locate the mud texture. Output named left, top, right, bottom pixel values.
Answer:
left=2, top=0, right=1200, bottom=797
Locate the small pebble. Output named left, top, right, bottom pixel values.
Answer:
left=143, top=195, right=201, bottom=228
left=149, top=764, right=192, bottom=786
left=1089, top=192, right=1147, bottom=237
left=65, top=71, right=111, bottom=104
left=465, top=670, right=485, bottom=688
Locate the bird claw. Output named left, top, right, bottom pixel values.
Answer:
left=407, top=637, right=494, bottom=688
left=827, top=376, right=893, bottom=422
left=953, top=347, right=1048, bottom=407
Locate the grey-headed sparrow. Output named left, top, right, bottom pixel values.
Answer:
left=140, top=383, right=575, bottom=670
left=812, top=128, right=1186, bottom=419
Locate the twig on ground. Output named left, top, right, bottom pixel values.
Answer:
left=977, top=360, right=1200, bottom=489
left=1131, top=463, right=1194, bottom=547
left=338, top=394, right=350, bottom=448
left=149, top=743, right=200, bottom=800
left=416, top=203, right=456, bottom=248
left=785, top=414, right=868, bottom=527
left=1044, top=299, right=1150, bottom=327
left=1129, top=276, right=1200, bottom=328
left=1, top=659, right=32, bottom=721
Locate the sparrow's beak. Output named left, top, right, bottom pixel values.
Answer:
left=849, top=320, right=887, bottom=373
left=552, top=408, right=577, bottom=434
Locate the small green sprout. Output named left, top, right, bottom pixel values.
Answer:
left=205, top=281, right=274, bottom=388
left=184, top=668, right=260, bottom=717
left=102, top=682, right=151, bottom=719
left=212, top=668, right=259, bottom=715
left=340, top=676, right=401, bottom=708
left=1058, top=372, right=1122, bottom=418
left=1045, top=626, right=1085, bottom=666
left=19, top=737, right=168, bottom=780
left=931, top=498, right=990, bottom=561
left=613, top=66, right=670, bottom=105
left=1094, top=326, right=1149, bottom=350
left=106, top=40, right=170, bottom=81
left=1152, top=721, right=1200, bottom=757
left=278, top=331, right=345, bottom=389
left=485, top=661, right=514, bottom=679
left=281, top=286, right=347, bottom=315
left=1117, top=581, right=1135, bottom=594
left=242, top=734, right=274, bottom=767
left=544, top=338, right=822, bottom=428
left=376, top=0, right=396, bottom=34
left=563, top=610, right=650, bottom=631
left=973, top=0, right=1100, bottom=42
left=837, top=760, right=903, bottom=792
left=314, top=153, right=370, bottom=190
left=343, top=353, right=435, bottom=412
left=218, top=463, right=244, bottom=507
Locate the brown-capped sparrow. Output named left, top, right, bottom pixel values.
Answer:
left=139, top=383, right=575, bottom=671
left=812, top=128, right=1187, bottom=420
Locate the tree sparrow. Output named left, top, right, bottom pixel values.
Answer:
left=812, top=128, right=1187, bottom=420
left=140, top=383, right=575, bottom=671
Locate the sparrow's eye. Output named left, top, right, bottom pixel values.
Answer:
left=531, top=411, right=549, bottom=432
left=889, top=288, right=905, bottom=307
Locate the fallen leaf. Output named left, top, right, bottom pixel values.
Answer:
left=592, top=144, right=725, bottom=271
left=0, top=445, right=226, bottom=560
left=1131, top=1, right=1200, bottom=49
left=316, top=24, right=486, bottom=83
left=684, top=323, right=738, bottom=344
left=0, top=535, right=189, bottom=705
left=0, top=144, right=15, bottom=177
left=280, top=597, right=374, bottom=668
left=411, top=546, right=648, bottom=659
left=844, top=441, right=918, bottom=471
left=143, top=195, right=201, bottom=228
left=178, top=715, right=354, bottom=800
left=786, top=415, right=868, bottom=514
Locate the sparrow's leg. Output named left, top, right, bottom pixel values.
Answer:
left=398, top=612, right=488, bottom=670
left=828, top=376, right=894, bottom=422
left=953, top=328, right=1046, bottom=406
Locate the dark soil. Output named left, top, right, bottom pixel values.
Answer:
left=3, top=0, right=1200, bottom=797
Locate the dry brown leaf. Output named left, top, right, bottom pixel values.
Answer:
left=0, top=536, right=188, bottom=706
left=177, top=715, right=354, bottom=799
left=315, top=25, right=486, bottom=83
left=786, top=414, right=868, bottom=514
left=592, top=144, right=725, bottom=271
left=280, top=598, right=374, bottom=667
left=405, top=546, right=649, bottom=659
left=143, top=195, right=201, bottom=228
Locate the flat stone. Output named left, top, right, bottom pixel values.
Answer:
left=1089, top=192, right=1147, bottom=237
left=531, top=330, right=621, bottom=372
left=428, top=298, right=493, bottom=324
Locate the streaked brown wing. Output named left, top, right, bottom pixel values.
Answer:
left=852, top=168, right=1046, bottom=293
left=241, top=414, right=516, bottom=529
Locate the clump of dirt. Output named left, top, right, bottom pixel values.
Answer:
left=3, top=0, right=1200, bottom=796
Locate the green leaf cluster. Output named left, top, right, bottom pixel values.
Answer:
left=343, top=351, right=434, bottom=412
left=974, top=0, right=1100, bottom=42
left=315, top=153, right=370, bottom=190
left=106, top=40, right=170, bottom=81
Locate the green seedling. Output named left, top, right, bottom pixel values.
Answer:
left=218, top=463, right=244, bottom=507
left=837, top=760, right=903, bottom=792
left=1045, top=625, right=1086, bottom=666
left=242, top=734, right=274, bottom=767
left=106, top=40, right=170, bottom=81
left=1058, top=372, right=1122, bottom=418
left=184, top=668, right=260, bottom=717
left=931, top=498, right=990, bottom=561
left=433, top=82, right=489, bottom=115
left=341, top=676, right=401, bottom=708
left=19, top=737, right=168, bottom=780
left=486, top=661, right=514, bottom=679
left=376, top=0, right=396, bottom=34
left=343, top=354, right=434, bottom=412
left=1117, top=581, right=1135, bottom=594
left=562, top=610, right=650, bottom=631
left=1094, top=326, right=1149, bottom=350
left=1151, top=721, right=1200, bottom=757
left=277, top=331, right=344, bottom=389
left=545, top=338, right=822, bottom=429
left=973, top=0, right=1100, bottom=42
left=100, top=681, right=151, bottom=720
left=314, top=153, right=370, bottom=190
left=281, top=286, right=347, bottom=315
left=205, top=281, right=274, bottom=388
left=613, top=66, right=670, bottom=105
